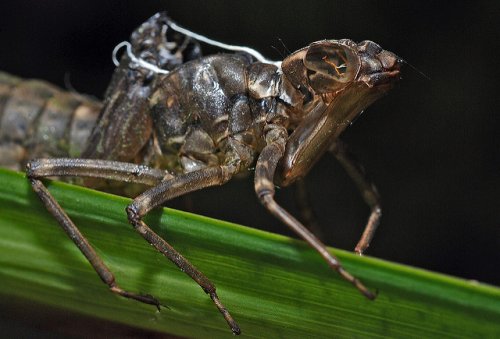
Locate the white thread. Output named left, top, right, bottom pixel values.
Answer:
left=167, top=21, right=281, bottom=68
left=112, top=41, right=169, bottom=74
left=111, top=22, right=282, bottom=75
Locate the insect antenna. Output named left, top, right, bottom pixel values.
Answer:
left=277, top=37, right=292, bottom=56
left=398, top=57, right=431, bottom=81
left=270, top=38, right=291, bottom=60
left=270, top=45, right=285, bottom=60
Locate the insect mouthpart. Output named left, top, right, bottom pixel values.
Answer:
left=360, top=67, right=401, bottom=88
left=357, top=44, right=402, bottom=88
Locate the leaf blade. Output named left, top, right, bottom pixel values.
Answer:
left=0, top=168, right=499, bottom=338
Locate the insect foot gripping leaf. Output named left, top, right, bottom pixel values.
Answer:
left=1, top=12, right=403, bottom=335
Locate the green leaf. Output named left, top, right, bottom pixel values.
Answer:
left=0, top=168, right=499, bottom=338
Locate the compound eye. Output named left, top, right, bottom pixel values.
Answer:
left=304, top=41, right=360, bottom=93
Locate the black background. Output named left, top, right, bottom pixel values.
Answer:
left=0, top=0, right=499, bottom=336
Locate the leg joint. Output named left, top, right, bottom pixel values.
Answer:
left=25, top=159, right=41, bottom=178
left=126, top=203, right=141, bottom=225
left=257, top=189, right=274, bottom=204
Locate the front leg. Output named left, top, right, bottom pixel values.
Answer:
left=329, top=140, right=382, bottom=255
left=254, top=129, right=375, bottom=300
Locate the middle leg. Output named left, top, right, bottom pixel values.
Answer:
left=293, top=178, right=325, bottom=240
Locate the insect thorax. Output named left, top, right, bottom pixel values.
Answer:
left=147, top=53, right=299, bottom=175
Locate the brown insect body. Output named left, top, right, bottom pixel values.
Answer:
left=0, top=72, right=101, bottom=170
left=124, top=38, right=399, bottom=182
left=1, top=13, right=402, bottom=335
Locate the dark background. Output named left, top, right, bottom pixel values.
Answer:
left=0, top=0, right=498, bottom=336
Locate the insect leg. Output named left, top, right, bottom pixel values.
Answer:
left=27, top=159, right=240, bottom=334
left=329, top=140, right=381, bottom=255
left=26, top=158, right=167, bottom=308
left=255, top=138, right=376, bottom=300
left=126, top=165, right=240, bottom=335
left=293, top=178, right=324, bottom=240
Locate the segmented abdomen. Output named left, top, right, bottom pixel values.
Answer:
left=0, top=71, right=102, bottom=170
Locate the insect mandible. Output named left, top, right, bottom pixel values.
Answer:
left=0, top=12, right=401, bottom=334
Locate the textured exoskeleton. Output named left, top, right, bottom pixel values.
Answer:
left=1, top=12, right=401, bottom=334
